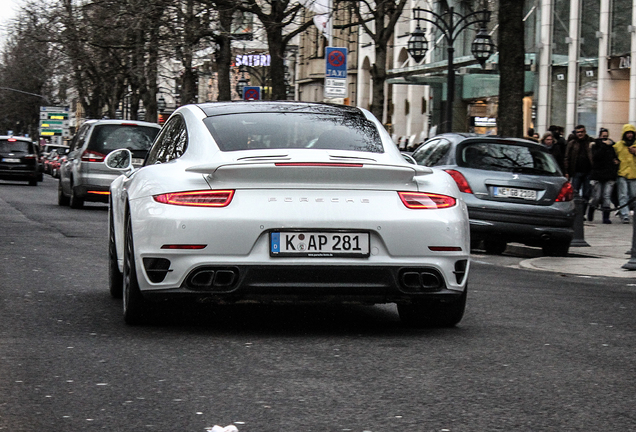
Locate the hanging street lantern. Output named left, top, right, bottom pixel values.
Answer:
left=407, top=25, right=429, bottom=63
left=406, top=7, right=492, bottom=133
left=471, top=27, right=495, bottom=68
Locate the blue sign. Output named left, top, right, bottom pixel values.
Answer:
left=243, top=86, right=261, bottom=101
left=325, top=47, right=347, bottom=78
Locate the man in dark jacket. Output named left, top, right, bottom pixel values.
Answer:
left=548, top=125, right=566, bottom=172
left=565, top=125, right=594, bottom=212
left=588, top=128, right=618, bottom=223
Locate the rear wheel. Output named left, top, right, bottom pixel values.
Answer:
left=542, top=240, right=570, bottom=257
left=123, top=211, right=150, bottom=325
left=109, top=208, right=123, bottom=298
left=28, top=179, right=37, bottom=186
left=58, top=181, right=70, bottom=206
left=484, top=239, right=507, bottom=255
left=398, top=288, right=467, bottom=328
left=69, top=185, right=84, bottom=209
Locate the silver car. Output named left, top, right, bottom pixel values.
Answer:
left=58, top=119, right=161, bottom=208
left=411, top=133, right=576, bottom=256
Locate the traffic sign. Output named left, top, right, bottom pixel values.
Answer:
left=243, top=86, right=261, bottom=101
left=325, top=47, right=347, bottom=78
left=39, top=106, right=71, bottom=139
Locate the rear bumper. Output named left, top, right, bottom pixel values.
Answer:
left=74, top=185, right=111, bottom=202
left=0, top=169, right=39, bottom=181
left=141, top=264, right=469, bottom=305
left=469, top=207, right=574, bottom=245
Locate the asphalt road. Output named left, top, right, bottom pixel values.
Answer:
left=1, top=176, right=635, bottom=432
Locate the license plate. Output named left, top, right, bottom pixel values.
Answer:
left=493, top=186, right=537, bottom=200
left=2, top=158, right=20, bottom=163
left=270, top=231, right=370, bottom=258
left=132, top=158, right=144, bottom=166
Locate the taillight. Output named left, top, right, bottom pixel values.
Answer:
left=24, top=154, right=37, bottom=159
left=81, top=150, right=106, bottom=162
left=153, top=190, right=235, bottom=207
left=398, top=192, right=457, bottom=209
left=556, top=182, right=574, bottom=202
left=443, top=169, right=473, bottom=193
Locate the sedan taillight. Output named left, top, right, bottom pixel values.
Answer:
left=81, top=150, right=106, bottom=162
left=556, top=182, right=574, bottom=202
left=153, top=190, right=235, bottom=207
left=443, top=169, right=473, bottom=194
left=398, top=192, right=457, bottom=209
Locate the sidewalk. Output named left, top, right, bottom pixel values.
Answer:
left=519, top=215, right=636, bottom=279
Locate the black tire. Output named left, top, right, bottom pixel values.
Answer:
left=542, top=240, right=570, bottom=257
left=109, top=208, right=123, bottom=298
left=123, top=211, right=150, bottom=325
left=28, top=179, right=37, bottom=186
left=58, top=180, right=70, bottom=206
left=398, top=288, right=467, bottom=328
left=69, top=186, right=84, bottom=209
left=484, top=239, right=507, bottom=255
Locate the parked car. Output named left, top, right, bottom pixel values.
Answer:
left=48, top=148, right=69, bottom=178
left=410, top=133, right=575, bottom=256
left=40, top=144, right=69, bottom=174
left=106, top=102, right=470, bottom=326
left=0, top=136, right=42, bottom=186
left=58, top=119, right=161, bottom=208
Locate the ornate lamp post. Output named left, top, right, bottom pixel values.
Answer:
left=407, top=7, right=494, bottom=132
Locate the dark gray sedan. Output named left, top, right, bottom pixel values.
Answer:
left=411, top=133, right=576, bottom=256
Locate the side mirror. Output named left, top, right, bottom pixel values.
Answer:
left=402, top=152, right=417, bottom=165
left=105, top=148, right=133, bottom=171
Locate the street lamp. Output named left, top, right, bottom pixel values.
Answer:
left=407, top=7, right=493, bottom=132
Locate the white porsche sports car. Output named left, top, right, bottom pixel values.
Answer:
left=106, top=102, right=470, bottom=326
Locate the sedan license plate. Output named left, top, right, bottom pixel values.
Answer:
left=270, top=231, right=370, bottom=258
left=2, top=158, right=20, bottom=163
left=493, top=186, right=537, bottom=200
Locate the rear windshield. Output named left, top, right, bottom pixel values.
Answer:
left=87, top=125, right=159, bottom=154
left=459, top=142, right=561, bottom=175
left=203, top=112, right=383, bottom=153
left=0, top=140, right=31, bottom=153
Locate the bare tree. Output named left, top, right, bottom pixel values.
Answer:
left=497, top=0, right=524, bottom=137
left=239, top=0, right=314, bottom=100
left=345, top=0, right=408, bottom=121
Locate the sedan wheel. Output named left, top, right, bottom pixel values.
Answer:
left=58, top=181, right=70, bottom=206
left=398, top=288, right=467, bottom=328
left=123, top=212, right=150, bottom=325
left=69, top=186, right=84, bottom=209
left=109, top=209, right=123, bottom=298
left=484, top=239, right=507, bottom=255
left=542, top=240, right=570, bottom=257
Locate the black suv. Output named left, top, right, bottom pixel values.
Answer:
left=0, top=136, right=42, bottom=186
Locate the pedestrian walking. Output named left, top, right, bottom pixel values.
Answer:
left=613, top=124, right=636, bottom=223
left=540, top=131, right=565, bottom=173
left=547, top=125, right=566, bottom=172
left=588, top=128, right=618, bottom=223
left=564, top=125, right=594, bottom=214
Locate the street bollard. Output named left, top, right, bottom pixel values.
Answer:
left=571, top=196, right=590, bottom=247
left=622, top=215, right=636, bottom=270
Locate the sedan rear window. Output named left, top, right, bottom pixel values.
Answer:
left=87, top=125, right=159, bottom=154
left=0, top=140, right=31, bottom=153
left=203, top=112, right=383, bottom=153
left=460, top=142, right=560, bottom=175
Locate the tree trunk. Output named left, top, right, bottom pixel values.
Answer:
left=497, top=0, right=525, bottom=138
left=215, top=7, right=234, bottom=101
left=266, top=28, right=287, bottom=101
left=370, top=44, right=387, bottom=121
